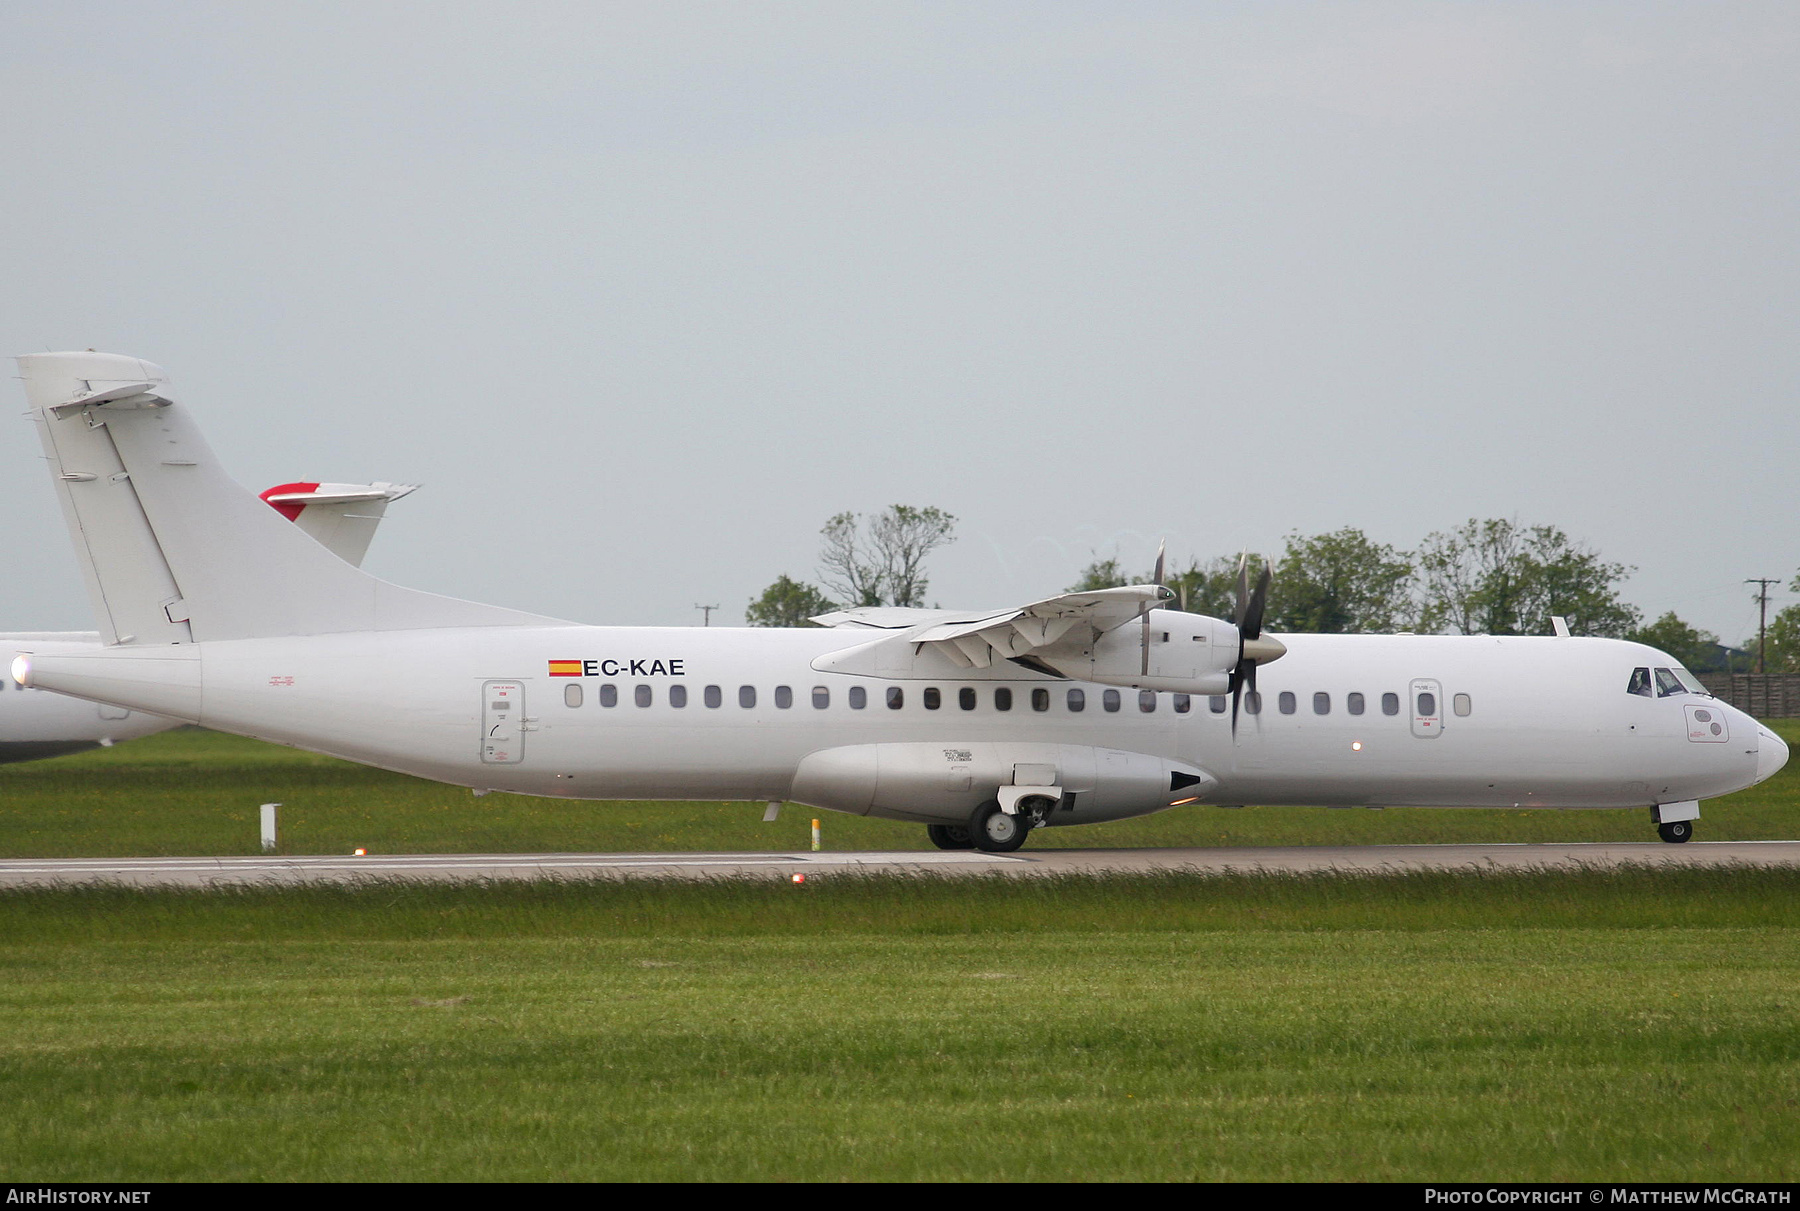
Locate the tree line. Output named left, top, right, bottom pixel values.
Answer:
left=747, top=508, right=1789, bottom=674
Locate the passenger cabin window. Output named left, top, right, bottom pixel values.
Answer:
left=704, top=685, right=722, bottom=708
left=924, top=687, right=942, bottom=710
left=1032, top=688, right=1050, bottom=712
left=1209, top=696, right=1227, bottom=714
left=812, top=686, right=830, bottom=709
left=1173, top=694, right=1191, bottom=714
left=600, top=684, right=618, bottom=708
left=1313, top=692, right=1330, bottom=715
left=1103, top=689, right=1121, bottom=713
left=1416, top=691, right=1437, bottom=717
left=1654, top=668, right=1688, bottom=698
left=739, top=685, right=756, bottom=708
left=1139, top=690, right=1156, bottom=713
left=1627, top=667, right=1653, bottom=697
left=959, top=687, right=977, bottom=710
left=669, top=685, right=687, bottom=708
left=995, top=688, right=1013, bottom=712
left=635, top=685, right=652, bottom=708
left=1347, top=692, right=1365, bottom=716
left=1278, top=691, right=1296, bottom=715
left=1453, top=692, right=1472, bottom=717
left=1244, top=691, right=1262, bottom=715
left=1067, top=688, right=1085, bottom=712
left=774, top=685, right=793, bottom=709
left=1381, top=692, right=1399, bottom=716
left=564, top=684, right=583, bottom=708
left=849, top=686, right=867, bottom=710
left=887, top=686, right=904, bottom=710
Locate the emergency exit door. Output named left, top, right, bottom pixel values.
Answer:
left=482, top=681, right=525, bottom=764
left=1409, top=678, right=1443, bottom=739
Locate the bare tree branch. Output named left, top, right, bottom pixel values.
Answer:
left=816, top=506, right=957, bottom=608
left=817, top=511, right=885, bottom=607
left=869, top=505, right=956, bottom=608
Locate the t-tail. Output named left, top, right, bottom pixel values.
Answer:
left=12, top=351, right=564, bottom=716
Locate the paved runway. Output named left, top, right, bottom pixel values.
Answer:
left=1, top=840, right=1797, bottom=887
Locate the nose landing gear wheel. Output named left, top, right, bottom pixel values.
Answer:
left=971, top=801, right=1031, bottom=853
left=927, top=823, right=975, bottom=850
left=1658, top=820, right=1694, bottom=843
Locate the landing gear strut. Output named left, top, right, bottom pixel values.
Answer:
left=927, top=823, right=975, bottom=850
left=1657, top=820, right=1693, bottom=843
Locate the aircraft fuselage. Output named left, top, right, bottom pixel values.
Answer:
left=19, top=624, right=1781, bottom=825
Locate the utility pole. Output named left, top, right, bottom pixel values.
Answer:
left=1746, top=579, right=1779, bottom=673
left=695, top=603, right=719, bottom=627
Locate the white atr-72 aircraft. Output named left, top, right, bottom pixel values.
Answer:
left=10, top=352, right=1788, bottom=849
left=1, top=478, right=414, bottom=763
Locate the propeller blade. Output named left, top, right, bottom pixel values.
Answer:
left=1229, top=554, right=1272, bottom=742
left=1142, top=539, right=1168, bottom=677
left=1243, top=562, right=1271, bottom=639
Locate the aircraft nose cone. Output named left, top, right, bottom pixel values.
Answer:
left=1757, top=725, right=1789, bottom=784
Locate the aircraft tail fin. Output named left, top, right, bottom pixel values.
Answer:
left=19, top=352, right=563, bottom=644
left=260, top=480, right=419, bottom=568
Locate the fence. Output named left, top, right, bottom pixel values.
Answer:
left=1697, top=674, right=1800, bottom=718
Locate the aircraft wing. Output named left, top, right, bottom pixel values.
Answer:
left=809, top=606, right=971, bottom=630
left=818, top=585, right=1171, bottom=670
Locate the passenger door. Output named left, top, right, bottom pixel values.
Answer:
left=481, top=680, right=525, bottom=764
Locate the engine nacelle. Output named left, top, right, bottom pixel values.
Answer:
left=1036, top=609, right=1238, bottom=694
left=789, top=741, right=1216, bottom=825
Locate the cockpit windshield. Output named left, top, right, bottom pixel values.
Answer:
left=1628, top=665, right=1712, bottom=698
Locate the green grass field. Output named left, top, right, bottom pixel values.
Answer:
left=4, top=725, right=1798, bottom=1180
left=2, top=720, right=1798, bottom=857
left=2, top=869, right=1798, bottom=1181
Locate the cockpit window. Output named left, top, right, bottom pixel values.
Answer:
left=1654, top=668, right=1687, bottom=698
left=1627, top=668, right=1652, bottom=697
left=1674, top=668, right=1709, bottom=695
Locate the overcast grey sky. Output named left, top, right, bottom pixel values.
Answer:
left=3, top=2, right=1795, bottom=640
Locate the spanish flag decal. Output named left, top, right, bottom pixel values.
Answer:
left=548, top=660, right=583, bottom=677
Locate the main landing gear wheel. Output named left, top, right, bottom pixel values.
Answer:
left=927, top=823, right=975, bottom=851
left=970, top=801, right=1031, bottom=853
left=1658, top=820, right=1694, bottom=844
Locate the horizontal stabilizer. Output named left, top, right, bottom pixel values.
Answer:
left=47, top=382, right=174, bottom=415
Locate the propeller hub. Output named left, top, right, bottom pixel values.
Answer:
left=1241, top=634, right=1287, bottom=665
